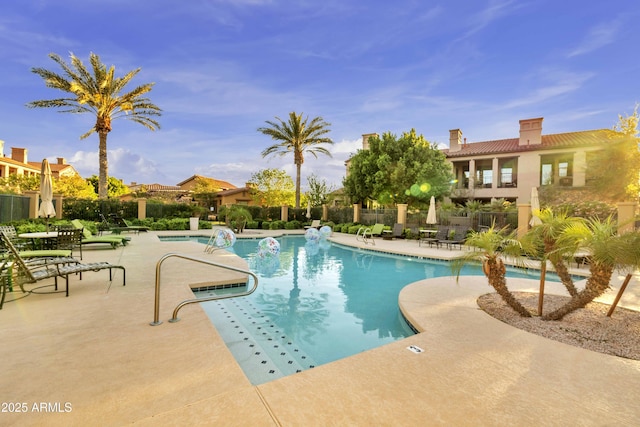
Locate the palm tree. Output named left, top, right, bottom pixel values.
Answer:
left=27, top=52, right=161, bottom=199
left=522, top=209, right=583, bottom=298
left=258, top=112, right=333, bottom=208
left=542, top=217, right=639, bottom=320
left=451, top=224, right=534, bottom=317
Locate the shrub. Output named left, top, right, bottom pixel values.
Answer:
left=348, top=225, right=363, bottom=234
left=262, top=221, right=272, bottom=230
left=270, top=220, right=286, bottom=230
left=246, top=220, right=259, bottom=229
left=285, top=220, right=301, bottom=230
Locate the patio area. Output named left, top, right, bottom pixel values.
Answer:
left=1, top=229, right=639, bottom=426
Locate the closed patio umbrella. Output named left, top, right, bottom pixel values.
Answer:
left=38, top=159, right=56, bottom=232
left=306, top=200, right=311, bottom=219
left=426, top=196, right=437, bottom=225
left=529, top=187, right=541, bottom=226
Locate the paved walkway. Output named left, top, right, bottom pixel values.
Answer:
left=1, top=229, right=638, bottom=426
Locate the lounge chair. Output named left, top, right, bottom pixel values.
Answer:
left=304, top=219, right=321, bottom=230
left=71, top=220, right=130, bottom=249
left=439, top=226, right=470, bottom=250
left=391, top=223, right=406, bottom=239
left=101, top=213, right=149, bottom=234
left=419, top=226, right=449, bottom=248
left=355, top=223, right=385, bottom=245
left=368, top=223, right=385, bottom=237
left=1, top=232, right=125, bottom=297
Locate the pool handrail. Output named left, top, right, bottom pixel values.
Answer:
left=150, top=252, right=259, bottom=326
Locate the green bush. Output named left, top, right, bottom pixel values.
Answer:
left=246, top=220, right=259, bottom=229
left=270, top=220, right=285, bottom=230
left=285, top=220, right=301, bottom=230
left=348, top=225, right=363, bottom=234
left=262, top=221, right=272, bottom=230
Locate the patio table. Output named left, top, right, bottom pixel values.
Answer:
left=18, top=231, right=59, bottom=250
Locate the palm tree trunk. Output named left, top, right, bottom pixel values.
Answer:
left=487, top=258, right=532, bottom=317
left=98, top=131, right=109, bottom=199
left=551, top=259, right=579, bottom=297
left=542, top=264, right=613, bottom=320
left=295, top=162, right=302, bottom=209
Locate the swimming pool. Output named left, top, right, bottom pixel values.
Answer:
left=178, top=235, right=557, bottom=385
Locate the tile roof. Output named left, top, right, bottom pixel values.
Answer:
left=445, top=129, right=623, bottom=158
left=176, top=174, right=237, bottom=190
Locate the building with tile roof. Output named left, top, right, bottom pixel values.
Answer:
left=348, top=118, right=624, bottom=205
left=445, top=117, right=623, bottom=203
left=176, top=174, right=237, bottom=192
left=0, top=142, right=79, bottom=179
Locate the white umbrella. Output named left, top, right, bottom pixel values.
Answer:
left=38, top=159, right=56, bottom=231
left=529, top=187, right=541, bottom=226
left=426, top=196, right=437, bottom=225
left=306, top=200, right=311, bottom=219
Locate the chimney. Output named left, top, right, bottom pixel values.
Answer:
left=0, top=140, right=4, bottom=157
left=57, top=157, right=66, bottom=165
left=449, top=129, right=463, bottom=152
left=11, top=147, right=27, bottom=163
left=361, top=133, right=378, bottom=151
left=519, top=117, right=543, bottom=146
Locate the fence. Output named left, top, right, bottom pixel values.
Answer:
left=0, top=194, right=30, bottom=223
left=360, top=209, right=397, bottom=226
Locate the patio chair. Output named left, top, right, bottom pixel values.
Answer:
left=419, top=226, right=449, bottom=248
left=368, top=223, right=385, bottom=237
left=101, top=213, right=149, bottom=234
left=0, top=225, right=29, bottom=250
left=71, top=220, right=130, bottom=248
left=0, top=227, right=73, bottom=261
left=1, top=232, right=125, bottom=297
left=391, top=223, right=406, bottom=239
left=304, top=219, right=321, bottom=230
left=55, top=227, right=84, bottom=259
left=439, top=227, right=470, bottom=250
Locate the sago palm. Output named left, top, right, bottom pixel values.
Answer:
left=451, top=224, right=534, bottom=317
left=27, top=52, right=161, bottom=199
left=258, top=112, right=333, bottom=208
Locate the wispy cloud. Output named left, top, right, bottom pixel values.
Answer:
left=568, top=19, right=622, bottom=57
left=455, top=0, right=523, bottom=42
left=499, top=69, right=594, bottom=109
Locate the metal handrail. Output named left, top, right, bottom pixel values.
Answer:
left=356, top=226, right=375, bottom=245
left=150, top=252, right=259, bottom=326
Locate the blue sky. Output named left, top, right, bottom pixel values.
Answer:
left=1, top=0, right=638, bottom=190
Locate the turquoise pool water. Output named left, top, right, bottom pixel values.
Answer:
left=164, top=235, right=560, bottom=385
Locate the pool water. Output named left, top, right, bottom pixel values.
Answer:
left=186, top=235, right=557, bottom=385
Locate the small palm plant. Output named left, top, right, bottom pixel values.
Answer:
left=542, top=217, right=640, bottom=320
left=451, top=224, right=535, bottom=317
left=521, top=209, right=584, bottom=298
left=219, top=205, right=252, bottom=233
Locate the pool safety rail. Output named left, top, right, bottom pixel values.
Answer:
left=150, top=253, right=259, bottom=326
left=356, top=226, right=375, bottom=245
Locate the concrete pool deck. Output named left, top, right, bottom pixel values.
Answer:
left=1, top=229, right=638, bottom=426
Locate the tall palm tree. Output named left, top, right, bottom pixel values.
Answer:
left=258, top=112, right=333, bottom=208
left=451, top=224, right=535, bottom=317
left=27, top=52, right=161, bottom=199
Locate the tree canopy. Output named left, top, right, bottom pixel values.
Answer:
left=342, top=129, right=453, bottom=207
left=87, top=175, right=129, bottom=198
left=27, top=52, right=161, bottom=199
left=258, top=112, right=333, bottom=208
left=586, top=105, right=640, bottom=201
left=306, top=174, right=336, bottom=207
left=248, top=168, right=295, bottom=207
